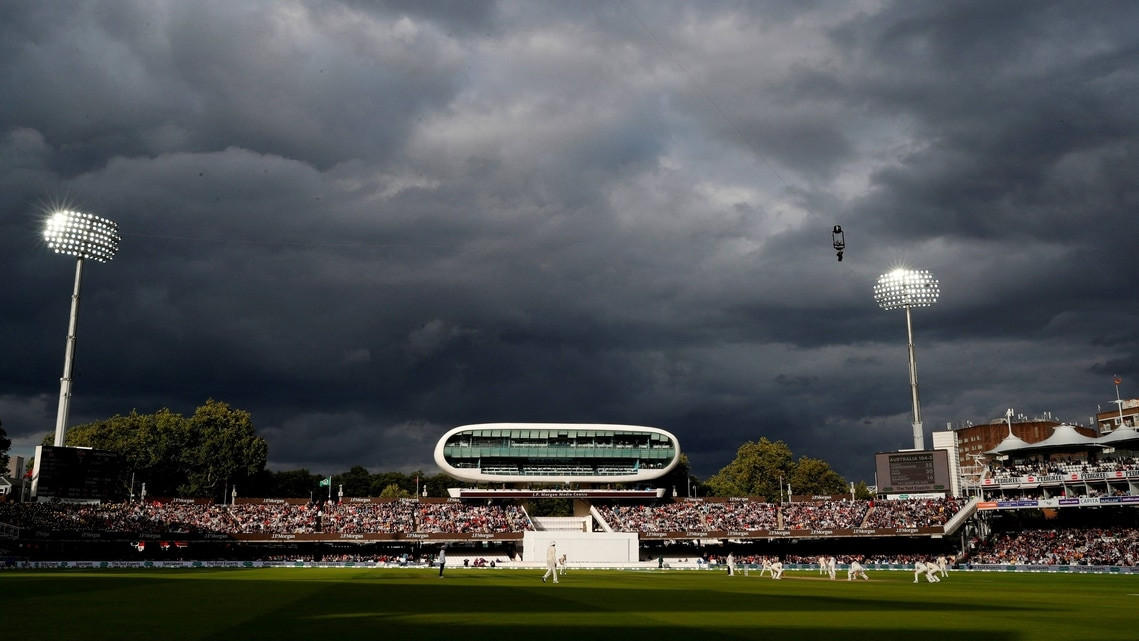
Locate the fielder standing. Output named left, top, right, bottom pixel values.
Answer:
left=542, top=541, right=559, bottom=583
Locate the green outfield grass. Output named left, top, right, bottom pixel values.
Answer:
left=2, top=568, right=1136, bottom=641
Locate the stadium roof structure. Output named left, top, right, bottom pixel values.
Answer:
left=434, top=423, right=681, bottom=488
left=1001, top=424, right=1100, bottom=455
left=985, top=431, right=1031, bottom=456
left=1095, top=425, right=1139, bottom=447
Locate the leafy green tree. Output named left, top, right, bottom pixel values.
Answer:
left=406, top=469, right=441, bottom=497
left=378, top=482, right=411, bottom=498
left=655, top=453, right=699, bottom=497
left=60, top=408, right=188, bottom=496
left=267, top=469, right=322, bottom=498
left=62, top=400, right=268, bottom=499
left=852, top=480, right=874, bottom=500
left=179, top=400, right=268, bottom=498
left=705, top=438, right=794, bottom=499
left=788, top=455, right=848, bottom=496
left=704, top=438, right=851, bottom=500
left=337, top=465, right=373, bottom=498
left=423, top=472, right=452, bottom=498
left=370, top=472, right=410, bottom=497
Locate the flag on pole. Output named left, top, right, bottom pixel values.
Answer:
left=1115, top=375, right=1123, bottom=386
left=319, top=476, right=331, bottom=487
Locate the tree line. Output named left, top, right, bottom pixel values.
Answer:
left=12, top=400, right=867, bottom=502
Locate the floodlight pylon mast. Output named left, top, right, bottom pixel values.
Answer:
left=44, top=210, right=120, bottom=447
left=874, top=268, right=939, bottom=451
left=904, top=304, right=922, bottom=450
left=54, top=257, right=86, bottom=447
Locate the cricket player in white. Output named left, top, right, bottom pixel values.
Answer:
left=914, top=561, right=940, bottom=583
left=818, top=556, right=828, bottom=575
left=770, top=560, right=784, bottom=579
left=936, top=555, right=948, bottom=577
left=826, top=556, right=837, bottom=580
left=924, top=560, right=941, bottom=582
left=542, top=541, right=559, bottom=583
left=847, top=560, right=869, bottom=580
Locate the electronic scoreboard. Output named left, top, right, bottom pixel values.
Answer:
left=874, top=449, right=951, bottom=494
left=32, top=445, right=123, bottom=501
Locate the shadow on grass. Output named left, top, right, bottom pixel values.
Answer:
left=215, top=619, right=1021, bottom=641
left=2, top=570, right=1052, bottom=641
left=276, top=579, right=1047, bottom=615
left=209, top=580, right=1030, bottom=641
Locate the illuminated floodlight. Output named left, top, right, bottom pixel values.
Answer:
left=874, top=268, right=939, bottom=450
left=873, top=268, right=939, bottom=310
left=44, top=210, right=120, bottom=262
left=44, top=209, right=120, bottom=447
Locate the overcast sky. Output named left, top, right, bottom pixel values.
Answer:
left=3, top=0, right=1138, bottom=484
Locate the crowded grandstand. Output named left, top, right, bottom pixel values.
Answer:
left=1, top=492, right=1136, bottom=570
left=3, top=420, right=1139, bottom=571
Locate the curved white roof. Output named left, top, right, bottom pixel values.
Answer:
left=1096, top=426, right=1139, bottom=447
left=990, top=424, right=1101, bottom=457
left=1014, top=424, right=1100, bottom=453
left=986, top=431, right=1031, bottom=455
left=434, top=422, right=681, bottom=485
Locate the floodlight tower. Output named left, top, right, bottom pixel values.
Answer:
left=873, top=268, right=939, bottom=451
left=44, top=210, right=120, bottom=447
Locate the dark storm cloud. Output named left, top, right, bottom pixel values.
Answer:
left=3, top=0, right=1139, bottom=484
left=0, top=1, right=466, bottom=174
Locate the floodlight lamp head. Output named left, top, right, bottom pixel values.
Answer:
left=44, top=210, right=120, bottom=262
left=873, top=268, right=939, bottom=311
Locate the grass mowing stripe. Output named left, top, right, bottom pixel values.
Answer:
left=1, top=569, right=1137, bottom=641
